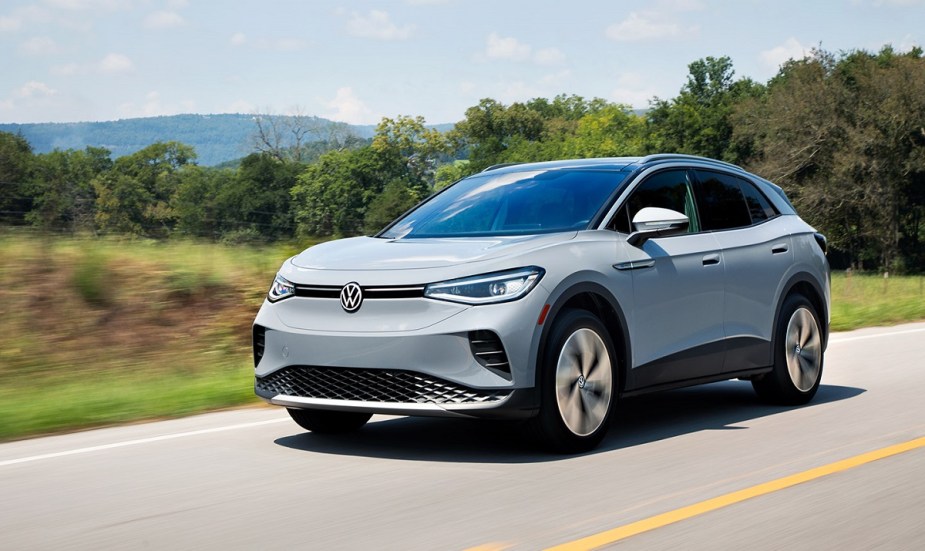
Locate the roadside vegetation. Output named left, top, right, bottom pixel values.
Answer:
left=0, top=232, right=305, bottom=440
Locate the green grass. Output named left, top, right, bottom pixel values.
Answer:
left=1, top=230, right=923, bottom=441
left=830, top=271, right=925, bottom=331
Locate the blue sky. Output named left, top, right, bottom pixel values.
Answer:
left=1, top=0, right=922, bottom=125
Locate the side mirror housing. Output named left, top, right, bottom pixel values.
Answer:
left=627, top=207, right=690, bottom=247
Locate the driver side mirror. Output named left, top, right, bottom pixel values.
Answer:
left=627, top=207, right=689, bottom=247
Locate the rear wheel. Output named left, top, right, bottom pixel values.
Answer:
left=287, top=408, right=372, bottom=434
left=753, top=293, right=824, bottom=405
left=529, top=309, right=617, bottom=453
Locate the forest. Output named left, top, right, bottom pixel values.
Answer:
left=2, top=47, right=923, bottom=272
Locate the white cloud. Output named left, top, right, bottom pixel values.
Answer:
left=346, top=10, right=414, bottom=41
left=98, top=53, right=134, bottom=73
left=324, top=87, right=373, bottom=124
left=230, top=32, right=246, bottom=45
left=484, top=34, right=565, bottom=65
left=761, top=37, right=810, bottom=69
left=606, top=12, right=683, bottom=42
left=18, top=81, right=58, bottom=98
left=405, top=0, right=450, bottom=5
left=533, top=47, right=566, bottom=65
left=167, top=0, right=189, bottom=8
left=118, top=91, right=195, bottom=118
left=611, top=72, right=657, bottom=108
left=486, top=32, right=531, bottom=61
left=19, top=36, right=59, bottom=55
left=144, top=10, right=186, bottom=29
left=0, top=15, right=23, bottom=32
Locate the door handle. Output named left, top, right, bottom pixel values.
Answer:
left=772, top=243, right=789, bottom=254
left=702, top=253, right=720, bottom=266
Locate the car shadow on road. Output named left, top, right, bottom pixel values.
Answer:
left=273, top=381, right=865, bottom=464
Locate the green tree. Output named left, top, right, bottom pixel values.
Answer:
left=93, top=172, right=151, bottom=235
left=217, top=153, right=301, bottom=240
left=647, top=56, right=765, bottom=161
left=435, top=160, right=471, bottom=190
left=733, top=47, right=925, bottom=271
left=0, top=131, right=35, bottom=224
left=292, top=146, right=404, bottom=237
left=27, top=147, right=112, bottom=232
left=95, top=141, right=196, bottom=236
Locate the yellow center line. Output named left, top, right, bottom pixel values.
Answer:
left=545, top=436, right=925, bottom=551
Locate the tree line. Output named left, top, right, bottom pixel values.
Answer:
left=1, top=46, right=923, bottom=272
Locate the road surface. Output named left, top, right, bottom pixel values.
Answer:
left=2, top=322, right=924, bottom=550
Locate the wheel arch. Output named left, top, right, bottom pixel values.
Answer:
left=534, top=282, right=631, bottom=395
left=774, top=272, right=829, bottom=351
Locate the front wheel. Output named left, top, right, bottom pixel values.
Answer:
left=753, top=293, right=824, bottom=405
left=529, top=309, right=617, bottom=453
left=287, top=408, right=372, bottom=434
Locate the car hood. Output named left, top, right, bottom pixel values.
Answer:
left=290, top=233, right=577, bottom=271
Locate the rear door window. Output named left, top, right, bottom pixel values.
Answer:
left=692, top=170, right=751, bottom=231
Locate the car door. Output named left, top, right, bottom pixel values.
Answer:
left=611, top=168, right=726, bottom=390
left=691, top=169, right=790, bottom=372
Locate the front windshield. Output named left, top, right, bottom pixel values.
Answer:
left=379, top=169, right=627, bottom=239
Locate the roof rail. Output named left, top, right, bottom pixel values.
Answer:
left=481, top=162, right=523, bottom=172
left=639, top=154, right=743, bottom=171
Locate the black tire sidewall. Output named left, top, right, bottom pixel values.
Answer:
left=756, top=293, right=824, bottom=404
left=533, top=308, right=618, bottom=453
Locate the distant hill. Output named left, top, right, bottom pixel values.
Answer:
left=0, top=114, right=455, bottom=166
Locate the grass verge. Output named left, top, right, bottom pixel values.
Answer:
left=830, top=272, right=925, bottom=331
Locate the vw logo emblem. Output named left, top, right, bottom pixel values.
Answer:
left=340, top=282, right=363, bottom=313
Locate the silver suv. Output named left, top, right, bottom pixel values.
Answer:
left=253, top=155, right=830, bottom=452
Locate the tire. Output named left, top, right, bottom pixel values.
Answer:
left=529, top=309, right=618, bottom=453
left=287, top=408, right=372, bottom=434
left=752, top=293, right=824, bottom=405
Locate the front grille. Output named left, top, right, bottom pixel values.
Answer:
left=294, top=284, right=425, bottom=299
left=256, top=366, right=509, bottom=405
left=253, top=325, right=266, bottom=367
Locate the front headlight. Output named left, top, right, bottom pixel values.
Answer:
left=424, top=267, right=544, bottom=305
left=267, top=274, right=295, bottom=302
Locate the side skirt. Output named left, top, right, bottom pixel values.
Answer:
left=621, top=366, right=773, bottom=398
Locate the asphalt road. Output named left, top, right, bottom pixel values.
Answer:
left=3, top=322, right=924, bottom=550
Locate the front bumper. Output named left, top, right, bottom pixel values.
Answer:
left=252, top=288, right=548, bottom=419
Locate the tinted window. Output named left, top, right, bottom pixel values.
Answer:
left=738, top=179, right=778, bottom=223
left=612, top=170, right=700, bottom=233
left=379, top=169, right=626, bottom=238
left=693, top=170, right=751, bottom=231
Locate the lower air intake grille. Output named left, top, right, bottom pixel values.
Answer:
left=469, top=330, right=512, bottom=380
left=256, top=366, right=509, bottom=405
left=253, top=325, right=266, bottom=367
